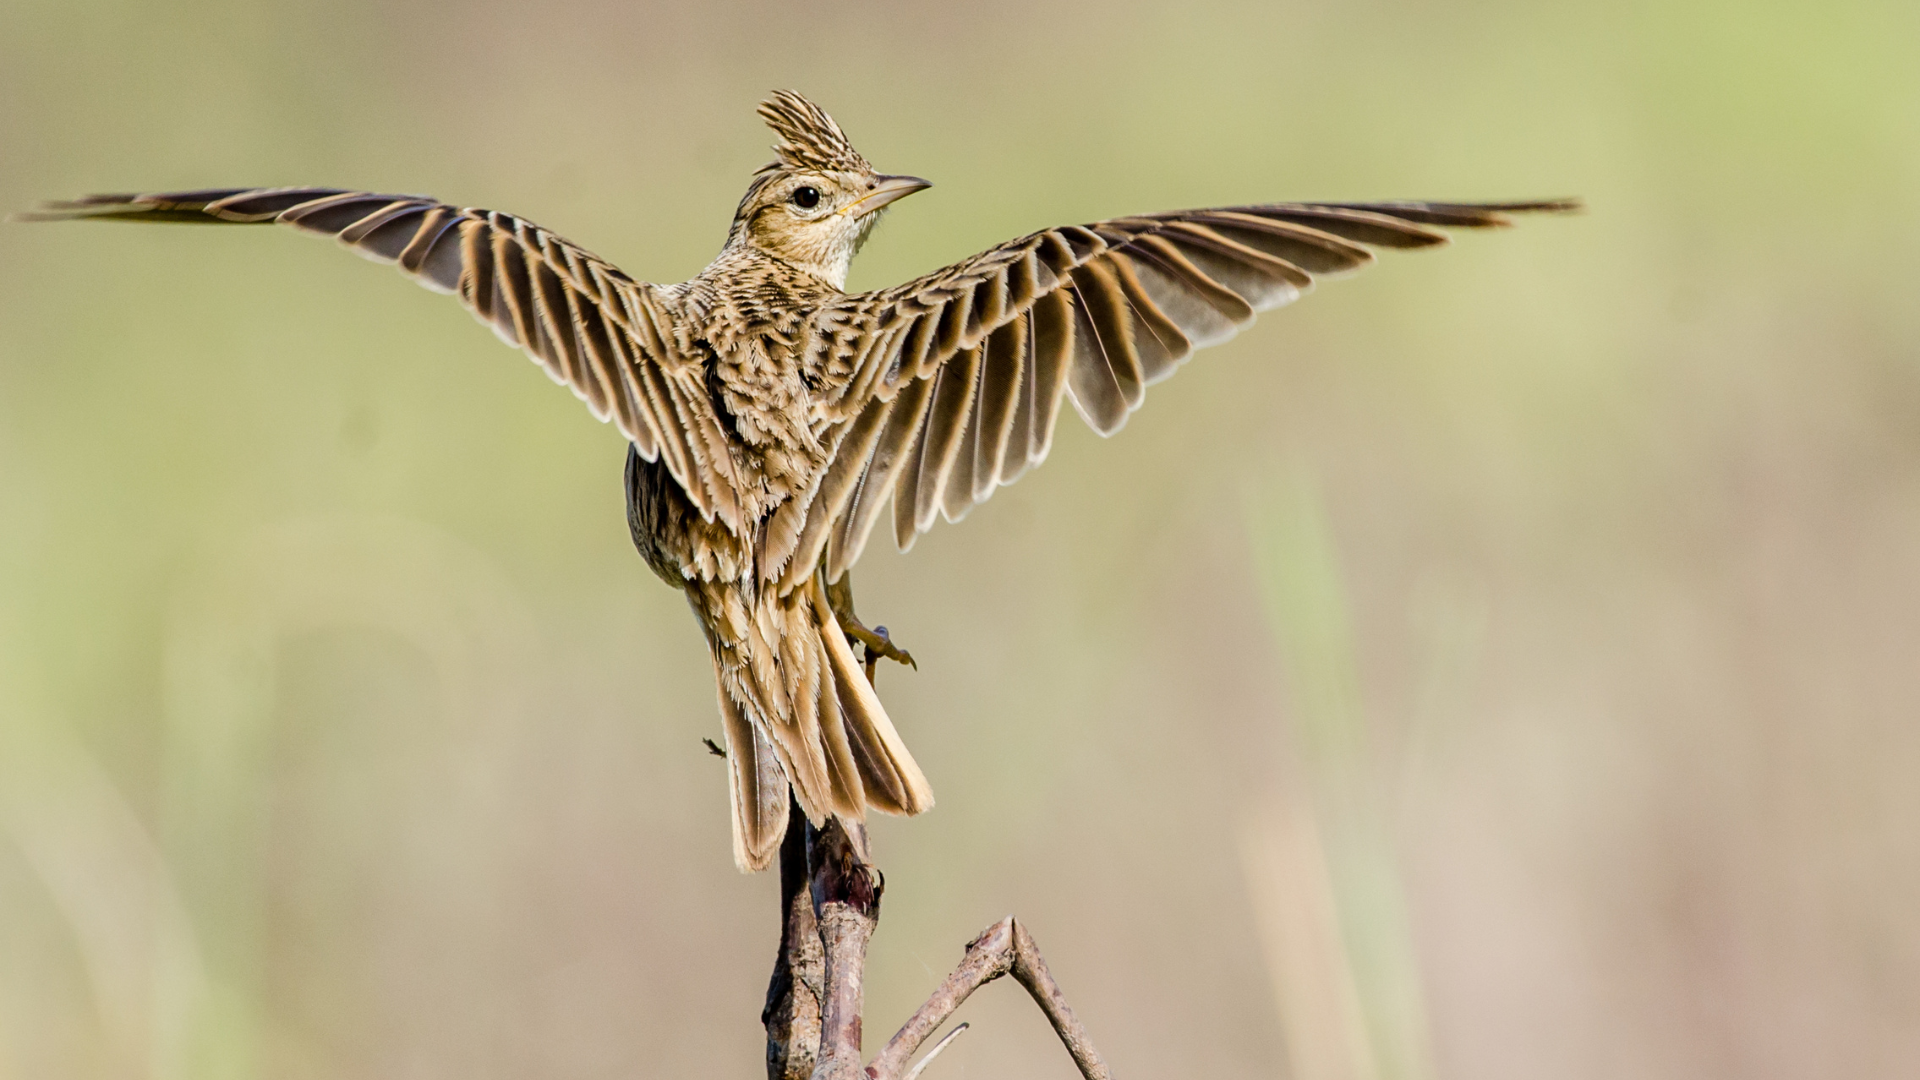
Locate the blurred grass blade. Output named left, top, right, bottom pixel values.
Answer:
left=1245, top=467, right=1437, bottom=1080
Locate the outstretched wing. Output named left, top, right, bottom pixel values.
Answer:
left=787, top=199, right=1576, bottom=587
left=25, top=187, right=729, bottom=519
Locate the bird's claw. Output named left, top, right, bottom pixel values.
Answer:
left=822, top=571, right=917, bottom=678
left=850, top=622, right=916, bottom=671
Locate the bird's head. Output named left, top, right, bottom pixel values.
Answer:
left=725, top=91, right=930, bottom=289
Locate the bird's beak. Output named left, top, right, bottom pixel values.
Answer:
left=841, top=175, right=932, bottom=218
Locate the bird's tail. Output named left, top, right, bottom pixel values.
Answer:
left=705, top=574, right=933, bottom=871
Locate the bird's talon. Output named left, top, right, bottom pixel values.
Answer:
left=823, top=571, right=917, bottom=671
left=847, top=621, right=915, bottom=669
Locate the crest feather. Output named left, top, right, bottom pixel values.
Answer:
left=758, top=91, right=870, bottom=173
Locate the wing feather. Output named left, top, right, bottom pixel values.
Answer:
left=1063, top=273, right=1133, bottom=435
left=827, top=371, right=937, bottom=580
left=970, top=314, right=1027, bottom=503
left=778, top=393, right=897, bottom=592
left=27, top=186, right=712, bottom=517
left=1021, top=286, right=1078, bottom=474
left=906, top=343, right=982, bottom=541
left=802, top=198, right=1574, bottom=577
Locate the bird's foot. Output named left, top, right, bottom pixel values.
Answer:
left=850, top=622, right=915, bottom=680
left=823, top=571, right=916, bottom=675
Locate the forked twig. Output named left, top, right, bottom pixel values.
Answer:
left=867, top=916, right=1112, bottom=1080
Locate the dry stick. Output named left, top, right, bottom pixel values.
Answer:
left=867, top=918, right=1113, bottom=1080
left=809, top=818, right=880, bottom=1080
left=1007, top=920, right=1112, bottom=1080
left=900, top=1023, right=969, bottom=1080
left=763, top=803, right=823, bottom=1080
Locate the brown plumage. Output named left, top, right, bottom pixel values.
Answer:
left=22, top=90, right=1576, bottom=870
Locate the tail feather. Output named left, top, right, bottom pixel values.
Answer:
left=810, top=583, right=935, bottom=817
left=713, top=583, right=857, bottom=832
left=708, top=575, right=935, bottom=871
left=717, top=674, right=790, bottom=872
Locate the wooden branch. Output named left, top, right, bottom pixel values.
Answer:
left=809, top=818, right=880, bottom=1080
left=1007, top=920, right=1112, bottom=1080
left=763, top=804, right=823, bottom=1080
left=867, top=917, right=1112, bottom=1080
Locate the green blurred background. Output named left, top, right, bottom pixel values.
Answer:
left=4, top=0, right=1918, bottom=1077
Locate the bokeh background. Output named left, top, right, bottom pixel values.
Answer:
left=4, top=0, right=1918, bottom=1077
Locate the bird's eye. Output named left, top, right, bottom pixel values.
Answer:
left=790, top=186, right=821, bottom=210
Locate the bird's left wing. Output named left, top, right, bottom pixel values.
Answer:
left=24, top=187, right=734, bottom=521
left=782, top=199, right=1574, bottom=589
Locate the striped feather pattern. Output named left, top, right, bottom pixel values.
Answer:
left=27, top=186, right=707, bottom=519
left=807, top=198, right=1576, bottom=570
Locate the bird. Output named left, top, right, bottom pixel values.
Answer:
left=24, top=91, right=1575, bottom=871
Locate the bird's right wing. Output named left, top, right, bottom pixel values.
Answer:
left=783, top=199, right=1574, bottom=588
left=25, top=187, right=738, bottom=522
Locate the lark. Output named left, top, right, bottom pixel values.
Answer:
left=27, top=92, right=1573, bottom=870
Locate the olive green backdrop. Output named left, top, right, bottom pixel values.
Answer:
left=3, top=0, right=1917, bottom=1077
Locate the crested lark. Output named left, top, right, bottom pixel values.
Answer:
left=27, top=91, right=1573, bottom=870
